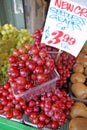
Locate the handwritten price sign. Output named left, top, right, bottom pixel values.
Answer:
left=41, top=0, right=87, bottom=57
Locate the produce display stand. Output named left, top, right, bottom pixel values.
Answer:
left=0, top=0, right=87, bottom=129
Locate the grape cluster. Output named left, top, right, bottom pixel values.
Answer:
left=0, top=24, right=34, bottom=85
left=0, top=60, right=8, bottom=85
left=8, top=43, right=55, bottom=96
left=56, top=52, right=76, bottom=88
left=25, top=88, right=74, bottom=129
left=0, top=80, right=74, bottom=129
left=0, top=82, right=27, bottom=119
left=15, top=29, right=33, bottom=48
left=0, top=24, right=18, bottom=40
left=0, top=24, right=33, bottom=46
left=32, top=28, right=43, bottom=44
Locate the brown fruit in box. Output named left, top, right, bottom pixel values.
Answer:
left=71, top=82, right=87, bottom=99
left=73, top=63, right=84, bottom=73
left=70, top=73, right=86, bottom=84
left=70, top=102, right=87, bottom=118
left=69, top=117, right=87, bottom=130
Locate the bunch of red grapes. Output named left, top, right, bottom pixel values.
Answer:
left=56, top=51, right=76, bottom=88
left=8, top=42, right=55, bottom=96
left=0, top=27, right=76, bottom=129
left=32, top=28, right=43, bottom=44
left=0, top=81, right=74, bottom=129
left=32, top=28, right=76, bottom=89
left=0, top=82, right=27, bottom=119
left=25, top=88, right=74, bottom=129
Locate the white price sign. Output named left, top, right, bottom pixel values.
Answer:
left=41, top=0, right=87, bottom=57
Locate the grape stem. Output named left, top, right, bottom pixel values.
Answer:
left=55, top=49, right=62, bottom=64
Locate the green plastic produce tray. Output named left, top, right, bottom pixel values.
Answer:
left=0, top=117, right=37, bottom=130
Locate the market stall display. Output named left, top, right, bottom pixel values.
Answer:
left=0, top=24, right=87, bottom=130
